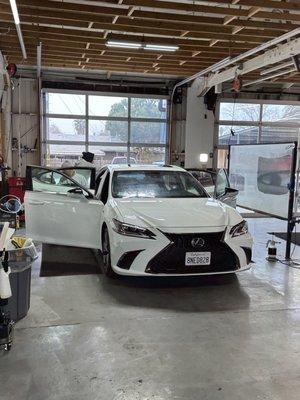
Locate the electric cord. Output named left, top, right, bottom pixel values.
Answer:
left=0, top=195, right=23, bottom=215
left=227, top=95, right=237, bottom=147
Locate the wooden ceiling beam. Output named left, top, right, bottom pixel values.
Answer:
left=105, top=14, right=295, bottom=33
left=0, top=34, right=263, bottom=60
left=132, top=8, right=300, bottom=25
left=5, top=18, right=284, bottom=43
left=206, top=0, right=300, bottom=12
left=2, top=27, right=263, bottom=55
left=0, top=11, right=294, bottom=39
left=0, top=12, right=90, bottom=28
left=3, top=47, right=225, bottom=65
left=6, top=24, right=239, bottom=47
left=0, top=4, right=114, bottom=24
left=107, top=0, right=249, bottom=17
left=13, top=0, right=300, bottom=22
left=15, top=0, right=129, bottom=16
left=2, top=2, right=296, bottom=32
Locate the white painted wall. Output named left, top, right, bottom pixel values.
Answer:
left=185, top=80, right=215, bottom=169
left=11, top=78, right=39, bottom=176
left=0, top=51, right=12, bottom=172
left=170, top=89, right=187, bottom=167
left=0, top=52, right=4, bottom=99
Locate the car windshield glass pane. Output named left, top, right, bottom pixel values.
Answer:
left=112, top=170, right=208, bottom=199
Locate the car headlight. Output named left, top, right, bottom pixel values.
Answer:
left=112, top=219, right=156, bottom=239
left=230, top=220, right=248, bottom=237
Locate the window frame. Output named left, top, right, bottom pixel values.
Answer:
left=215, top=98, right=300, bottom=168
left=42, top=90, right=170, bottom=167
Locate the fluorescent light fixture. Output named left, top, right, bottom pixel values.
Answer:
left=260, top=61, right=294, bottom=76
left=244, top=67, right=296, bottom=87
left=9, top=0, right=27, bottom=59
left=105, top=40, right=179, bottom=52
left=9, top=0, right=20, bottom=24
left=144, top=44, right=179, bottom=52
left=106, top=40, right=142, bottom=49
left=199, top=153, right=209, bottom=163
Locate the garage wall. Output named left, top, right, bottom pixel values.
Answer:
left=184, top=80, right=214, bottom=169
left=11, top=78, right=40, bottom=176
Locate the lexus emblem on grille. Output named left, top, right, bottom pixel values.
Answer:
left=191, top=237, right=205, bottom=248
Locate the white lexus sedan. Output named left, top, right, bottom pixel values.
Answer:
left=25, top=164, right=253, bottom=277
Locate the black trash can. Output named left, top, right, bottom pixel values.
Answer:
left=2, top=239, right=38, bottom=322
left=4, top=267, right=32, bottom=321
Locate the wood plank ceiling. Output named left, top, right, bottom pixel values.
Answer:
left=0, top=0, right=299, bottom=84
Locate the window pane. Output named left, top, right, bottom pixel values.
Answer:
left=262, top=104, right=300, bottom=123
left=88, top=145, right=128, bottom=168
left=219, top=125, right=259, bottom=145
left=46, top=93, right=85, bottom=115
left=130, top=147, right=166, bottom=165
left=47, top=118, right=85, bottom=141
left=131, top=98, right=167, bottom=119
left=217, top=149, right=228, bottom=169
left=260, top=126, right=299, bottom=143
left=219, top=103, right=260, bottom=122
left=88, top=96, right=128, bottom=117
left=131, top=121, right=167, bottom=144
left=31, top=168, right=89, bottom=194
left=89, top=120, right=128, bottom=143
left=45, top=144, right=85, bottom=168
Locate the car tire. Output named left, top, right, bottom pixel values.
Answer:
left=102, top=228, right=117, bottom=278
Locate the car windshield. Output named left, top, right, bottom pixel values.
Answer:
left=112, top=170, right=208, bottom=199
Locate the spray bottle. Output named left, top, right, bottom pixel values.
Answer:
left=266, top=234, right=280, bottom=262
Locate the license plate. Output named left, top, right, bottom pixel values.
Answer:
left=185, top=252, right=211, bottom=266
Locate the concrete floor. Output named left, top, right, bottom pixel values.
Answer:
left=1, top=218, right=300, bottom=400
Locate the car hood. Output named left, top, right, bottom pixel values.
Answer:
left=112, top=197, right=242, bottom=229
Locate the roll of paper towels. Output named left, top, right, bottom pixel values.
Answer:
left=0, top=267, right=12, bottom=299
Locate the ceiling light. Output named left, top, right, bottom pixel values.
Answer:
left=106, top=40, right=142, bottom=49
left=199, top=153, right=208, bottom=163
left=144, top=44, right=179, bottom=52
left=105, top=41, right=179, bottom=52
left=260, top=61, right=294, bottom=76
left=244, top=67, right=296, bottom=87
left=9, top=0, right=27, bottom=59
left=9, top=0, right=20, bottom=24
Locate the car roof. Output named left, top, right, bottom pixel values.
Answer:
left=106, top=164, right=185, bottom=172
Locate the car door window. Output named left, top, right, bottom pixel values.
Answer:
left=27, top=166, right=92, bottom=196
left=215, top=169, right=229, bottom=197
left=57, top=167, right=95, bottom=189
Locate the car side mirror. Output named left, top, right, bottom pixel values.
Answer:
left=67, top=187, right=85, bottom=197
left=225, top=187, right=236, bottom=195
left=218, top=187, right=239, bottom=208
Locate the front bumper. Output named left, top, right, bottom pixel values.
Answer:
left=109, top=226, right=253, bottom=277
